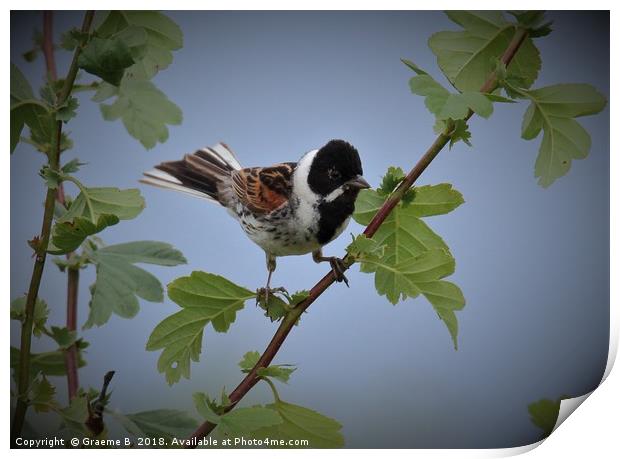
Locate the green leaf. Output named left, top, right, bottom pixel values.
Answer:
left=508, top=11, right=553, bottom=37
left=429, top=11, right=541, bottom=91
left=11, top=347, right=87, bottom=381
left=239, top=351, right=297, bottom=383
left=346, top=234, right=386, bottom=260
left=252, top=400, right=344, bottom=448
left=256, top=366, right=296, bottom=384
left=96, top=11, right=183, bottom=80
left=59, top=396, right=90, bottom=436
left=166, top=272, right=254, bottom=332
left=362, top=248, right=456, bottom=304
left=28, top=375, right=57, bottom=413
left=514, top=83, right=607, bottom=187
left=289, top=290, right=310, bottom=306
left=418, top=280, right=465, bottom=349
left=10, top=296, right=49, bottom=338
left=257, top=293, right=289, bottom=322
left=91, top=81, right=119, bottom=102
left=49, top=215, right=120, bottom=254
left=126, top=410, right=198, bottom=441
left=147, top=272, right=255, bottom=384
left=353, top=185, right=465, bottom=346
left=217, top=406, right=283, bottom=436
left=55, top=96, right=79, bottom=122
left=99, top=79, right=182, bottom=149
left=405, top=183, right=466, bottom=216
left=378, top=166, right=406, bottom=195
left=58, top=186, right=145, bottom=224
left=192, top=392, right=221, bottom=423
left=39, top=165, right=62, bottom=190
left=84, top=241, right=187, bottom=328
left=11, top=62, right=34, bottom=101
left=50, top=186, right=144, bottom=254
left=239, top=351, right=261, bottom=370
left=49, top=326, right=78, bottom=349
left=78, top=36, right=135, bottom=86
left=409, top=74, right=494, bottom=120
left=449, top=119, right=473, bottom=148
left=528, top=398, right=562, bottom=439
left=11, top=64, right=55, bottom=153
left=61, top=158, right=86, bottom=174
left=60, top=28, right=90, bottom=50
left=401, top=58, right=428, bottom=75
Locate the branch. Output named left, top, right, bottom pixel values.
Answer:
left=42, top=10, right=81, bottom=402
left=186, top=27, right=529, bottom=445
left=11, top=10, right=95, bottom=445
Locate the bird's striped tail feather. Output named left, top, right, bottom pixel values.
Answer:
left=140, top=142, right=241, bottom=203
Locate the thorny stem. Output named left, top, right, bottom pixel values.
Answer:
left=42, top=10, right=81, bottom=402
left=187, top=26, right=530, bottom=446
left=11, top=10, right=95, bottom=445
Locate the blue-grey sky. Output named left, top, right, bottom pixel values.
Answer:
left=11, top=11, right=609, bottom=448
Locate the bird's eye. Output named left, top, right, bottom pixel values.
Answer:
left=328, top=168, right=341, bottom=180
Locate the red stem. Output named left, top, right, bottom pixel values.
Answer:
left=42, top=10, right=80, bottom=400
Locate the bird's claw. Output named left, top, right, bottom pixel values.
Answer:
left=328, top=257, right=349, bottom=287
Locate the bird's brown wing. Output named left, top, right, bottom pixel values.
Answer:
left=231, top=163, right=296, bottom=214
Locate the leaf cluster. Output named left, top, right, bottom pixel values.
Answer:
left=82, top=11, right=184, bottom=149
left=404, top=10, right=607, bottom=186
left=190, top=354, right=344, bottom=448
left=351, top=177, right=466, bottom=348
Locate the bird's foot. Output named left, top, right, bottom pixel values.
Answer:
left=327, top=257, right=349, bottom=287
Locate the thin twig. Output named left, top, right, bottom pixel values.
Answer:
left=186, top=26, right=529, bottom=445
left=11, top=10, right=95, bottom=445
left=42, top=10, right=81, bottom=402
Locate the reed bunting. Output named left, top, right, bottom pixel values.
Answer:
left=140, top=139, right=370, bottom=294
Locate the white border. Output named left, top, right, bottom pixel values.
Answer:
left=5, top=3, right=616, bottom=457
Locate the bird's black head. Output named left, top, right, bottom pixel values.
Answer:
left=307, top=139, right=369, bottom=197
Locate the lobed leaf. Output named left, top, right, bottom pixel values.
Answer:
left=99, top=79, right=182, bottom=149
left=515, top=83, right=607, bottom=187
left=58, top=186, right=144, bottom=224
left=48, top=326, right=78, bottom=349
left=192, top=392, right=221, bottom=423
left=28, top=375, right=57, bottom=413
left=49, top=215, right=120, bottom=254
left=78, top=36, right=135, bottom=86
left=408, top=74, right=494, bottom=120
left=59, top=396, right=90, bottom=436
left=84, top=241, right=187, bottom=328
left=353, top=183, right=466, bottom=346
left=50, top=186, right=145, bottom=254
left=10, top=296, right=49, bottom=338
left=96, top=11, right=182, bottom=80
left=55, top=97, right=79, bottom=122
left=251, top=400, right=344, bottom=448
left=11, top=63, right=56, bottom=153
left=10, top=347, right=87, bottom=381
left=217, top=406, right=283, bottom=436
left=429, top=11, right=542, bottom=92
left=238, top=350, right=297, bottom=383
left=528, top=398, right=563, bottom=439
left=147, top=272, right=255, bottom=384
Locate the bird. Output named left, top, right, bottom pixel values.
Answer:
left=140, top=139, right=370, bottom=300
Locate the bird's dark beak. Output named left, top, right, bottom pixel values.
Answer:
left=345, top=175, right=371, bottom=190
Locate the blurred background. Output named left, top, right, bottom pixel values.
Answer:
left=10, top=11, right=609, bottom=448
